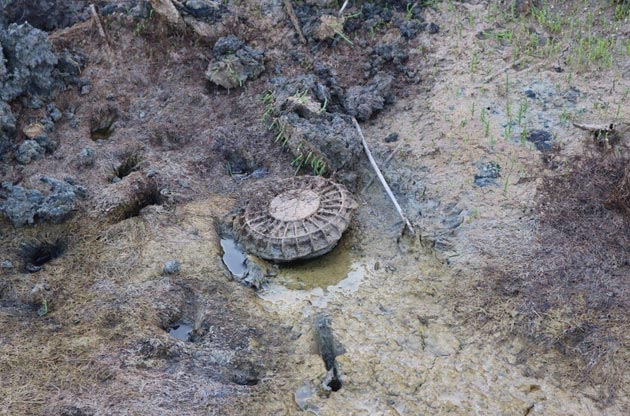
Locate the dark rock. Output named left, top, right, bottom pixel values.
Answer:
left=101, top=1, right=151, bottom=19
left=184, top=0, right=225, bottom=20
left=426, top=22, right=440, bottom=34
left=399, top=19, right=422, bottom=39
left=527, top=129, right=553, bottom=152
left=385, top=133, right=399, bottom=143
left=15, top=140, right=45, bottom=164
left=212, top=35, right=244, bottom=56
left=76, top=146, right=96, bottom=168
left=1, top=0, right=89, bottom=31
left=47, top=103, right=62, bottom=121
left=163, top=260, right=181, bottom=274
left=0, top=23, right=58, bottom=102
left=0, top=177, right=84, bottom=226
left=206, top=36, right=264, bottom=89
left=34, top=134, right=58, bottom=153
left=54, top=49, right=85, bottom=86
left=344, top=74, right=394, bottom=121
left=0, top=101, right=17, bottom=156
left=474, top=161, right=501, bottom=187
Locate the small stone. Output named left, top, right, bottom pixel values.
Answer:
left=16, top=140, right=45, bottom=164
left=474, top=161, right=501, bottom=187
left=23, top=123, right=46, bottom=139
left=80, top=85, right=90, bottom=95
left=385, top=132, right=399, bottom=143
left=1, top=260, right=13, bottom=269
left=75, top=147, right=95, bottom=168
left=47, top=103, right=62, bottom=122
left=427, top=22, right=440, bottom=34
left=163, top=260, right=181, bottom=274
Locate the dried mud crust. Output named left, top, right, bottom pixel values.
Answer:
left=233, top=176, right=356, bottom=262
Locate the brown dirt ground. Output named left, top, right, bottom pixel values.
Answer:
left=1, top=0, right=629, bottom=415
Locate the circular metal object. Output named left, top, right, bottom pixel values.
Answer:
left=233, top=176, right=356, bottom=262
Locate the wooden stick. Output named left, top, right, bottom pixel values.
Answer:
left=283, top=0, right=307, bottom=44
left=339, top=0, right=350, bottom=16
left=89, top=4, right=113, bottom=54
left=352, top=118, right=415, bottom=235
left=361, top=142, right=402, bottom=193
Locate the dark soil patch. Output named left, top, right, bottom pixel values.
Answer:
left=20, top=238, right=67, bottom=272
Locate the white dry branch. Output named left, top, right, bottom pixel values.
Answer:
left=352, top=117, right=416, bottom=235
left=339, top=0, right=350, bottom=16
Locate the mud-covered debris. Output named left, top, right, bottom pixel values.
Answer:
left=282, top=111, right=362, bottom=173
left=15, top=140, right=46, bottom=164
left=205, top=36, right=265, bottom=89
left=269, top=75, right=362, bottom=173
left=344, top=74, right=395, bottom=121
left=474, top=161, right=502, bottom=187
left=313, top=314, right=343, bottom=392
left=0, top=177, right=85, bottom=226
left=271, top=74, right=334, bottom=115
left=163, top=259, right=181, bottom=274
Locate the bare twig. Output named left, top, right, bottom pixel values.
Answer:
left=339, top=0, right=350, bottom=16
left=89, top=4, right=113, bottom=54
left=573, top=122, right=615, bottom=133
left=352, top=118, right=415, bottom=235
left=284, top=0, right=307, bottom=44
left=361, top=142, right=402, bottom=193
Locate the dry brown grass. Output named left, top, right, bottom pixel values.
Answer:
left=476, top=144, right=630, bottom=404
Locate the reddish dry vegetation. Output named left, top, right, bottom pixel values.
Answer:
left=487, top=142, right=630, bottom=401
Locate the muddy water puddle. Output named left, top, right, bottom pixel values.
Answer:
left=220, top=238, right=248, bottom=278
left=274, top=238, right=353, bottom=291
left=220, top=235, right=357, bottom=291
left=168, top=321, right=193, bottom=341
